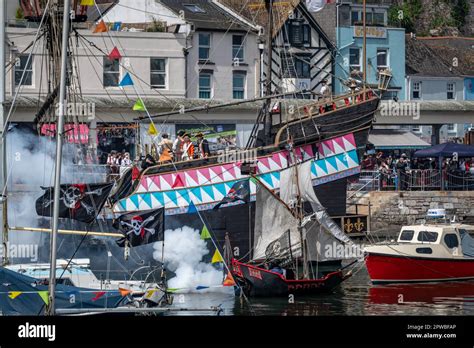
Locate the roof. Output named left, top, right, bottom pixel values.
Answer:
left=368, top=130, right=430, bottom=150
left=406, top=36, right=474, bottom=77
left=160, top=0, right=253, bottom=31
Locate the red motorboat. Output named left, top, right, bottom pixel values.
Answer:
left=365, top=222, right=474, bottom=284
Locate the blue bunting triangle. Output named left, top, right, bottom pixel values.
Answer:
left=119, top=72, right=134, bottom=87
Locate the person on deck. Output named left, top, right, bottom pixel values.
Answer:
left=158, top=133, right=174, bottom=163
left=181, top=134, right=195, bottom=161
left=141, top=154, right=156, bottom=171
left=173, top=130, right=186, bottom=162
left=320, top=79, right=331, bottom=100
left=196, top=132, right=210, bottom=159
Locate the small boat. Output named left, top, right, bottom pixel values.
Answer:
left=230, top=160, right=355, bottom=297
left=365, top=210, right=474, bottom=284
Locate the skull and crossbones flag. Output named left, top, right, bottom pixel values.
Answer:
left=113, top=208, right=165, bottom=247
left=35, top=183, right=114, bottom=223
left=213, top=179, right=251, bottom=210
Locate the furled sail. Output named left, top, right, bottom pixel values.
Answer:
left=252, top=181, right=301, bottom=261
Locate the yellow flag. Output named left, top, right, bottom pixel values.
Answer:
left=148, top=123, right=158, bottom=136
left=38, top=291, right=49, bottom=305
left=211, top=248, right=224, bottom=264
left=8, top=291, right=22, bottom=299
left=80, top=0, right=95, bottom=6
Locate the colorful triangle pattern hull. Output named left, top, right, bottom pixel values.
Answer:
left=114, top=134, right=360, bottom=215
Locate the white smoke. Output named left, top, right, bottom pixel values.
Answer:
left=153, top=226, right=230, bottom=293
left=4, top=128, right=106, bottom=239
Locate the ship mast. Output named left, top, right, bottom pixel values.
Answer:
left=362, top=0, right=367, bottom=100
left=0, top=0, right=8, bottom=266
left=46, top=0, right=71, bottom=316
left=263, top=0, right=274, bottom=145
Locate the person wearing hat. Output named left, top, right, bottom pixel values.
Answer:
left=173, top=130, right=186, bottom=161
left=196, top=132, right=210, bottom=159
left=320, top=78, right=331, bottom=100
left=158, top=133, right=173, bottom=163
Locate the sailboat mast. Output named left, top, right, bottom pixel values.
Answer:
left=263, top=0, right=274, bottom=144
left=46, top=0, right=71, bottom=316
left=362, top=0, right=367, bottom=100
left=0, top=0, right=8, bottom=266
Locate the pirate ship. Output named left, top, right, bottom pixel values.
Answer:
left=112, top=0, right=389, bottom=262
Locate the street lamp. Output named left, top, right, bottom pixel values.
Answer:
left=378, top=68, right=392, bottom=91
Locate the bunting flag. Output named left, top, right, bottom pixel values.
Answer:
left=108, top=46, right=122, bottom=61
left=211, top=248, right=224, bottom=264
left=133, top=98, right=146, bottom=112
left=35, top=183, right=114, bottom=224
left=8, top=291, right=22, bottom=299
left=119, top=72, right=134, bottom=87
left=112, top=22, right=122, bottom=31
left=172, top=174, right=185, bottom=188
left=119, top=288, right=132, bottom=297
left=200, top=225, right=211, bottom=240
left=114, top=208, right=165, bottom=247
left=148, top=122, right=158, bottom=136
left=91, top=291, right=106, bottom=301
left=93, top=20, right=108, bottom=34
left=167, top=288, right=181, bottom=293
left=38, top=291, right=49, bottom=305
left=196, top=286, right=209, bottom=291
left=223, top=271, right=236, bottom=287
left=81, top=0, right=95, bottom=5
left=187, top=201, right=198, bottom=214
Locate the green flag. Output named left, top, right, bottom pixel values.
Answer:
left=38, top=291, right=49, bottom=305
left=133, top=99, right=146, bottom=112
left=200, top=225, right=211, bottom=240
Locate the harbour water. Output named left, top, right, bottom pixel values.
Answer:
left=175, top=265, right=474, bottom=316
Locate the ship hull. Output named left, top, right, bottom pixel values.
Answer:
left=366, top=253, right=474, bottom=284
left=231, top=260, right=349, bottom=297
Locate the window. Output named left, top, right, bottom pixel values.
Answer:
left=447, top=124, right=456, bottom=133
left=417, top=231, right=439, bottom=243
left=416, top=247, right=433, bottom=254
left=351, top=11, right=360, bottom=25
left=289, top=21, right=310, bottom=46
left=199, top=73, right=212, bottom=99
left=377, top=48, right=388, bottom=70
left=373, top=12, right=385, bottom=26
left=281, top=55, right=310, bottom=78
left=351, top=9, right=386, bottom=26
left=233, top=72, right=245, bottom=99
left=150, top=58, right=166, bottom=89
left=447, top=83, right=455, bottom=100
left=199, top=33, right=211, bottom=61
left=412, top=125, right=421, bottom=133
left=412, top=81, right=421, bottom=99
left=183, top=4, right=206, bottom=13
left=444, top=234, right=459, bottom=249
left=14, top=54, right=33, bottom=87
left=232, top=35, right=244, bottom=62
left=103, top=57, right=120, bottom=87
left=399, top=230, right=414, bottom=241
left=349, top=48, right=361, bottom=72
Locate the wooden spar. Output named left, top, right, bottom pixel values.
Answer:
left=135, top=91, right=306, bottom=121
left=362, top=0, right=367, bottom=100
left=10, top=226, right=122, bottom=238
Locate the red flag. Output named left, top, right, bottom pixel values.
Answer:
left=132, top=166, right=140, bottom=181
left=223, top=271, right=236, bottom=286
left=93, top=20, right=108, bottom=33
left=91, top=291, right=106, bottom=301
left=172, top=174, right=185, bottom=188
left=108, top=46, right=122, bottom=60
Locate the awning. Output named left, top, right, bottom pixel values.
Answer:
left=368, top=130, right=431, bottom=150
left=414, top=142, right=474, bottom=158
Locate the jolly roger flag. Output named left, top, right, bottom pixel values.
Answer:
left=114, top=209, right=165, bottom=247
left=35, top=183, right=114, bottom=224
left=213, top=179, right=250, bottom=210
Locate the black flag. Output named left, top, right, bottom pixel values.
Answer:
left=35, top=183, right=114, bottom=224
left=213, top=179, right=251, bottom=210
left=114, top=209, right=165, bottom=247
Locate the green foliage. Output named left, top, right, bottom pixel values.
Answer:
left=388, top=0, right=423, bottom=33
left=146, top=17, right=165, bottom=33
left=16, top=7, right=24, bottom=20
left=451, top=0, right=470, bottom=29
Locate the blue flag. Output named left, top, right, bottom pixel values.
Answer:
left=187, top=201, right=198, bottom=214
left=119, top=73, right=134, bottom=87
